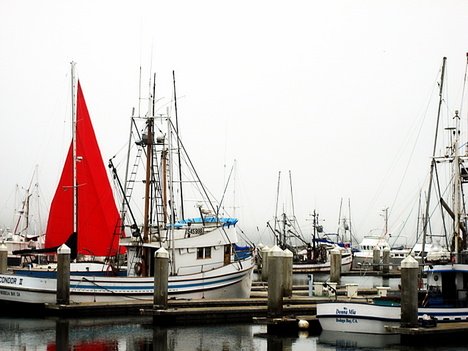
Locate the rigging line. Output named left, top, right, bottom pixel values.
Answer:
left=217, top=163, right=235, bottom=216
left=434, top=162, right=450, bottom=248
left=357, top=68, right=441, bottom=232
left=461, top=53, right=468, bottom=118
left=166, top=118, right=232, bottom=244
left=274, top=171, right=281, bottom=234
left=422, top=57, right=447, bottom=265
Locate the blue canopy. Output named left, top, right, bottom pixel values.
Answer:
left=172, top=217, right=238, bottom=228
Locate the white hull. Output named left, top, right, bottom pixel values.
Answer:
left=317, top=301, right=468, bottom=334
left=293, top=253, right=353, bottom=273
left=0, top=256, right=254, bottom=304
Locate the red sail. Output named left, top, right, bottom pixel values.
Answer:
left=44, top=81, right=122, bottom=257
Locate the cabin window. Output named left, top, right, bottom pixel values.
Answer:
left=197, top=247, right=212, bottom=259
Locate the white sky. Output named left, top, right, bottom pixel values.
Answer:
left=2, top=0, right=468, bottom=247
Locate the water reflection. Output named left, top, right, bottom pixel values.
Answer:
left=319, top=330, right=400, bottom=349
left=2, top=316, right=466, bottom=350
left=0, top=317, right=266, bottom=351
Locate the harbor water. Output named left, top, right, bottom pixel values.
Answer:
left=1, top=316, right=468, bottom=350
left=1, top=274, right=463, bottom=350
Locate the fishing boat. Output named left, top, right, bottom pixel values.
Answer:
left=352, top=208, right=411, bottom=270
left=0, top=64, right=254, bottom=304
left=288, top=211, right=353, bottom=273
left=264, top=172, right=352, bottom=273
left=317, top=56, right=468, bottom=334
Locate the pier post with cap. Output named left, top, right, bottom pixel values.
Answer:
left=283, top=249, right=293, bottom=297
left=0, top=244, right=7, bottom=273
left=373, top=246, right=381, bottom=271
left=57, top=244, right=71, bottom=305
left=382, top=247, right=390, bottom=274
left=330, top=247, right=341, bottom=284
left=268, top=245, right=284, bottom=317
left=154, top=247, right=169, bottom=310
left=261, top=245, right=271, bottom=282
left=400, top=255, right=419, bottom=328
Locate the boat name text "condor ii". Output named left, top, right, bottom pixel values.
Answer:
left=0, top=276, right=23, bottom=285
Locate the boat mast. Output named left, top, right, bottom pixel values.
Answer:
left=422, top=57, right=446, bottom=264
left=452, top=110, right=462, bottom=261
left=274, top=171, right=281, bottom=243
left=71, top=62, right=78, bottom=238
left=143, top=76, right=155, bottom=244
left=172, top=70, right=185, bottom=219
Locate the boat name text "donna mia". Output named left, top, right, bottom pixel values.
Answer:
left=336, top=307, right=356, bottom=315
left=0, top=277, right=23, bottom=285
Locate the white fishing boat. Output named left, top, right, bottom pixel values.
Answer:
left=352, top=208, right=411, bottom=270
left=318, top=56, right=468, bottom=334
left=0, top=64, right=254, bottom=305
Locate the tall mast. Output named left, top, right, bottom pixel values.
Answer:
left=274, top=171, right=281, bottom=238
left=452, top=110, right=462, bottom=261
left=71, top=62, right=78, bottom=236
left=173, top=70, right=185, bottom=219
left=143, top=76, right=155, bottom=244
left=422, top=57, right=446, bottom=264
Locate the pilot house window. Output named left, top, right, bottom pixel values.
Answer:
left=197, top=247, right=212, bottom=259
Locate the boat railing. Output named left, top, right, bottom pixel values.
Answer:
left=175, top=260, right=225, bottom=275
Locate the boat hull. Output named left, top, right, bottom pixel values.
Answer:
left=293, top=252, right=353, bottom=273
left=317, top=301, right=468, bottom=334
left=0, top=257, right=254, bottom=304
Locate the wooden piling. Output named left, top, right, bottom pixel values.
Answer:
left=267, top=245, right=284, bottom=317
left=400, top=255, right=419, bottom=328
left=0, top=244, right=7, bottom=274
left=329, top=248, right=341, bottom=284
left=56, top=244, right=70, bottom=305
left=382, top=247, right=390, bottom=274
left=261, top=245, right=271, bottom=282
left=283, top=249, right=293, bottom=297
left=154, top=247, right=169, bottom=310
left=373, top=246, right=381, bottom=271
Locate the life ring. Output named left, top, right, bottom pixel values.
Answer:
left=134, top=262, right=143, bottom=276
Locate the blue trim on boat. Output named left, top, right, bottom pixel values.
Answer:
left=71, top=272, right=246, bottom=291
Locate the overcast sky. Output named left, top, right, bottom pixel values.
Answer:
left=2, top=1, right=468, bottom=247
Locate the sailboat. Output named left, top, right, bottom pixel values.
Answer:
left=0, top=64, right=254, bottom=304
left=317, top=56, right=468, bottom=334
left=1, top=167, right=45, bottom=266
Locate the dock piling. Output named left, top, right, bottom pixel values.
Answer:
left=400, top=255, right=419, bottom=328
left=382, top=247, right=390, bottom=274
left=153, top=247, right=169, bottom=310
left=261, top=245, right=271, bottom=282
left=373, top=246, right=381, bottom=271
left=283, top=249, right=293, bottom=297
left=329, top=248, right=341, bottom=284
left=0, top=244, right=7, bottom=274
left=56, top=244, right=70, bottom=305
left=267, top=246, right=284, bottom=317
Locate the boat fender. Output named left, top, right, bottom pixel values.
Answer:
left=134, top=262, right=143, bottom=276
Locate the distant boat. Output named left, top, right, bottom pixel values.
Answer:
left=1, top=167, right=45, bottom=266
left=0, top=64, right=254, bottom=304
left=352, top=208, right=411, bottom=270
left=263, top=171, right=352, bottom=273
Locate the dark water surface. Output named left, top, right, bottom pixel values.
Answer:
left=1, top=316, right=467, bottom=351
